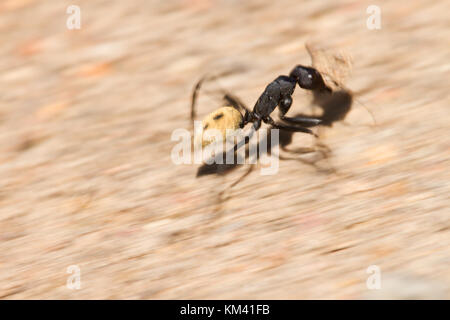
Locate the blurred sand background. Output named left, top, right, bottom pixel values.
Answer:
left=0, top=0, right=449, bottom=299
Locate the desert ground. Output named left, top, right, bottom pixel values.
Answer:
left=0, top=0, right=449, bottom=299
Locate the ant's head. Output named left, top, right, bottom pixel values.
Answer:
left=290, top=65, right=331, bottom=93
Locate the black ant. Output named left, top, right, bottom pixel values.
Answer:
left=239, top=65, right=331, bottom=134
left=190, top=64, right=337, bottom=208
left=191, top=65, right=332, bottom=145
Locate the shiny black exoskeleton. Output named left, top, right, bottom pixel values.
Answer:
left=241, top=65, right=332, bottom=134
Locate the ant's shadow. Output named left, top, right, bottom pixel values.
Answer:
left=196, top=127, right=330, bottom=178
left=317, top=89, right=353, bottom=126
left=196, top=128, right=276, bottom=178
left=309, top=89, right=353, bottom=127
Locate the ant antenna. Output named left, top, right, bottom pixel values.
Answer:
left=191, top=68, right=246, bottom=130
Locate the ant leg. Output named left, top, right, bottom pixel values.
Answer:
left=282, top=146, right=317, bottom=154
left=190, top=68, right=246, bottom=129
left=264, top=116, right=317, bottom=136
left=253, top=118, right=262, bottom=131
left=278, top=95, right=321, bottom=127
left=270, top=122, right=317, bottom=136
left=219, top=165, right=254, bottom=202
left=281, top=115, right=322, bottom=127
left=191, top=76, right=209, bottom=130
left=230, top=165, right=254, bottom=189
left=223, top=93, right=251, bottom=114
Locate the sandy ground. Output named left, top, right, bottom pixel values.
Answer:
left=0, top=0, right=449, bottom=299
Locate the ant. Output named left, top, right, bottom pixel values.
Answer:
left=190, top=64, right=337, bottom=207
left=191, top=65, right=333, bottom=144
left=239, top=65, right=331, bottom=134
